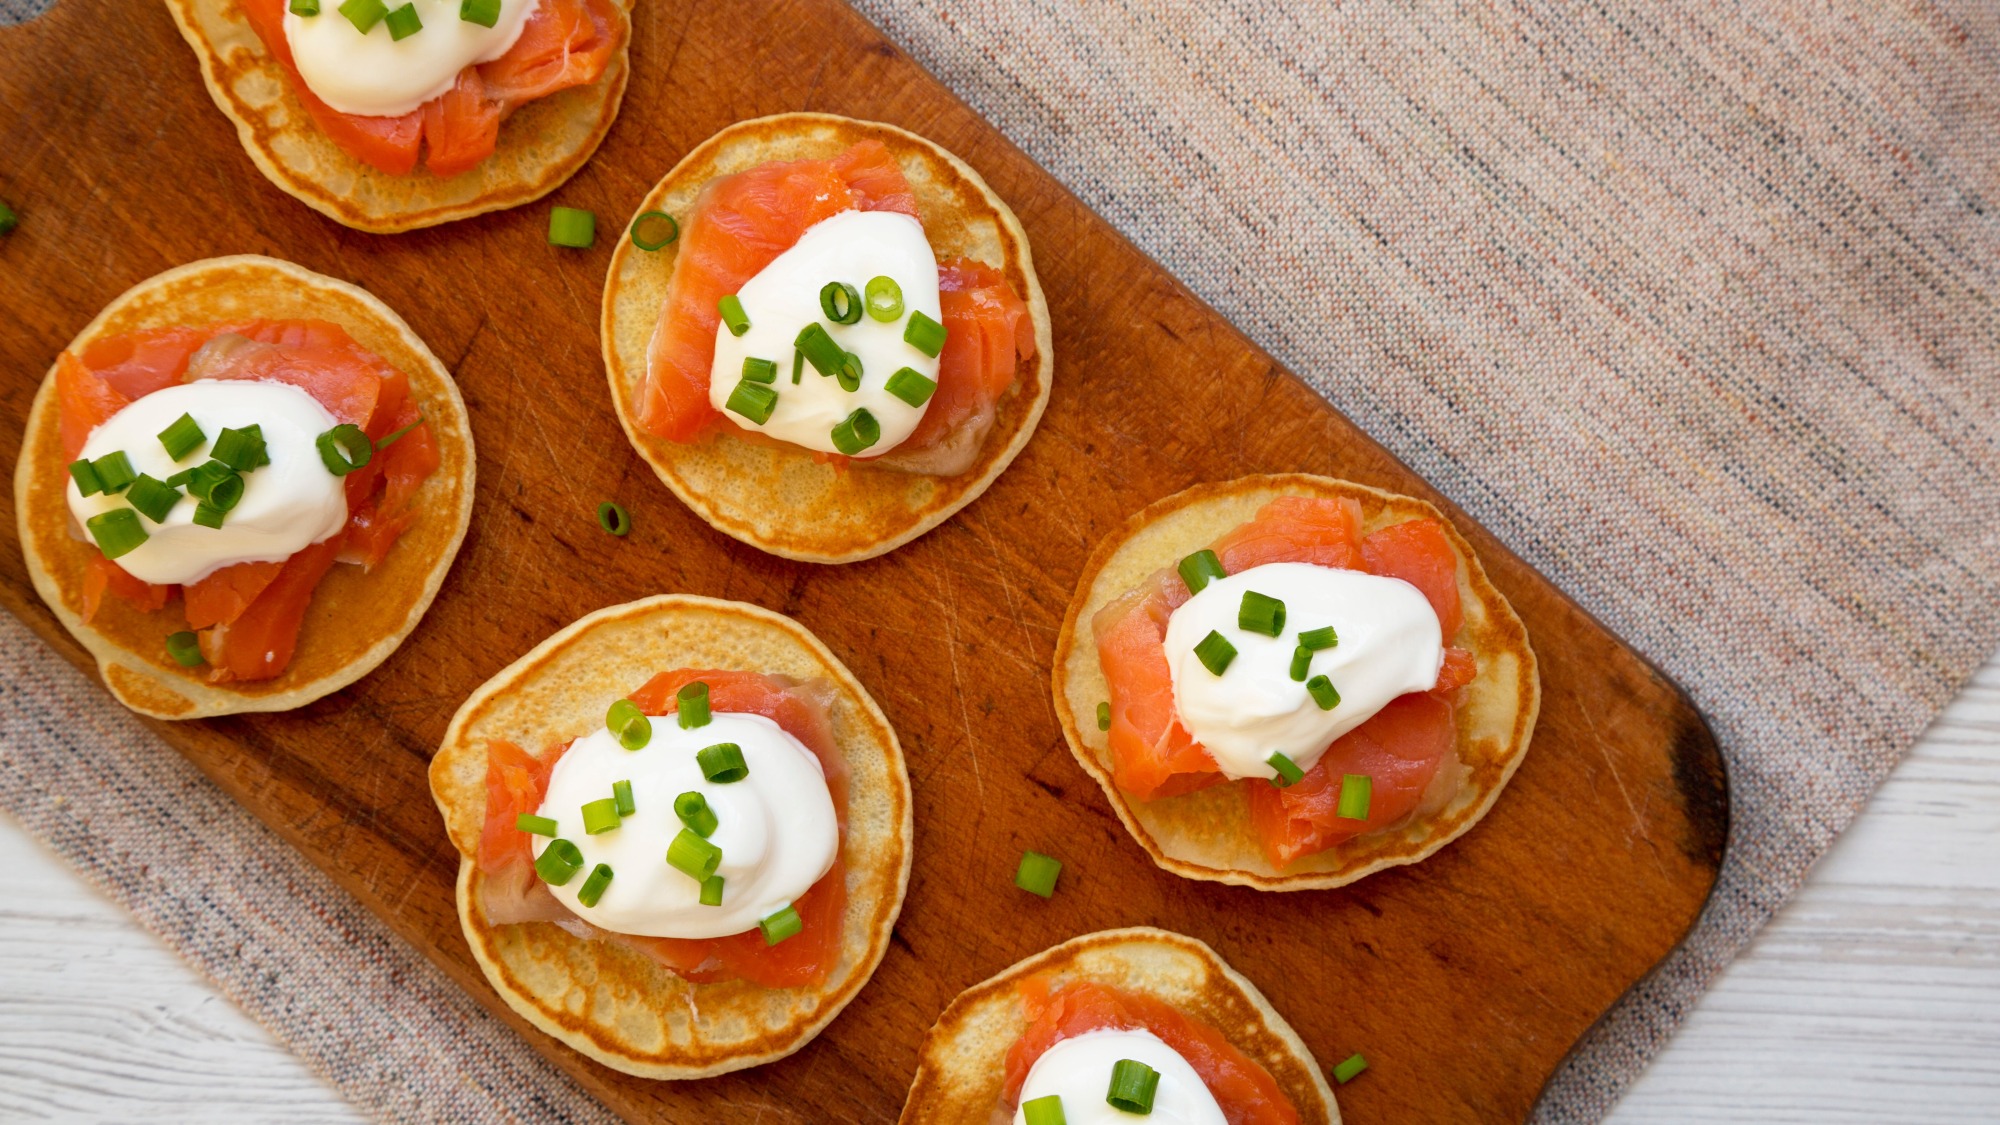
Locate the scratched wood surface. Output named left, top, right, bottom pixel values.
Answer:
left=0, top=2, right=1730, bottom=1122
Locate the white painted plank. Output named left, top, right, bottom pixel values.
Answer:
left=1610, top=651, right=2000, bottom=1123
left=1, top=652, right=1995, bottom=1122
left=0, top=822, right=363, bottom=1124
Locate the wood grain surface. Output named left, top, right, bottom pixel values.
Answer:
left=0, top=2, right=1729, bottom=1122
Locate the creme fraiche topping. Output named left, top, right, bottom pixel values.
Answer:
left=1160, top=559, right=1444, bottom=783
left=67, top=380, right=350, bottom=586
left=708, top=210, right=944, bottom=457
left=284, top=0, right=541, bottom=119
left=524, top=682, right=839, bottom=941
left=1014, top=1028, right=1226, bottom=1125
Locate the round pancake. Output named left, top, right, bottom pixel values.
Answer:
left=900, top=927, right=1339, bottom=1124
left=162, top=0, right=632, bottom=233
left=15, top=254, right=476, bottom=720
left=427, top=595, right=913, bottom=1078
left=1052, top=475, right=1540, bottom=891
left=601, top=113, right=1055, bottom=564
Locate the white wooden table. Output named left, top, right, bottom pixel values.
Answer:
left=3, top=652, right=1996, bottom=1123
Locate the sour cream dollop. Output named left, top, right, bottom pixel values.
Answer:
left=68, top=381, right=349, bottom=586
left=1013, top=1029, right=1227, bottom=1125
left=532, top=711, right=839, bottom=940
left=284, top=0, right=540, bottom=118
left=710, top=210, right=943, bottom=456
left=1162, top=562, right=1445, bottom=781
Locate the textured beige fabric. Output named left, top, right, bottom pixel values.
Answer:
left=2, top=0, right=1997, bottom=1121
left=845, top=2, right=2000, bottom=1119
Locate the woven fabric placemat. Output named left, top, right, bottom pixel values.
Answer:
left=3, top=0, right=1998, bottom=1121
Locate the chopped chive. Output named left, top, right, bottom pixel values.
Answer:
left=163, top=468, right=194, bottom=489
left=665, top=828, right=722, bottom=881
left=1105, top=1059, right=1160, bottom=1115
left=192, top=502, right=228, bottom=530
left=725, top=379, right=779, bottom=426
left=125, top=475, right=181, bottom=524
left=1177, top=549, right=1225, bottom=595
left=375, top=413, right=424, bottom=451
left=577, top=863, right=614, bottom=908
left=596, top=500, right=631, bottom=536
left=547, top=205, right=595, bottom=248
left=1337, top=774, right=1373, bottom=821
left=185, top=461, right=244, bottom=512
left=741, top=356, right=778, bottom=384
left=1298, top=625, right=1339, bottom=651
left=718, top=294, right=750, bottom=336
left=84, top=509, right=147, bottom=559
left=0, top=201, right=14, bottom=234
left=92, top=451, right=137, bottom=494
left=819, top=280, right=862, bottom=325
left=1020, top=1095, right=1067, bottom=1125
left=67, top=459, right=105, bottom=497
left=677, top=681, right=710, bottom=728
left=157, top=414, right=205, bottom=462
left=698, top=874, right=725, bottom=906
left=1015, top=850, right=1061, bottom=898
left=534, top=838, right=584, bottom=886
left=290, top=0, right=320, bottom=12
left=903, top=309, right=947, bottom=357
left=1307, top=675, right=1341, bottom=710
left=383, top=1, right=420, bottom=39
left=793, top=322, right=846, bottom=377
left=628, top=209, right=678, bottom=250
left=315, top=425, right=372, bottom=476
left=697, top=742, right=748, bottom=784
left=197, top=475, right=242, bottom=514
left=1193, top=630, right=1236, bottom=676
left=580, top=797, right=621, bottom=835
left=759, top=904, right=802, bottom=945
left=790, top=349, right=804, bottom=384
left=1238, top=590, right=1286, bottom=637
left=674, top=791, right=718, bottom=837
left=337, top=0, right=387, bottom=32
left=1289, top=645, right=1312, bottom=682
left=1332, top=1053, right=1368, bottom=1084
left=835, top=351, right=863, bottom=392
left=830, top=408, right=880, bottom=455
left=606, top=698, right=651, bottom=750
left=1268, top=752, right=1305, bottom=787
left=458, top=0, right=498, bottom=25
left=165, top=631, right=205, bottom=668
left=515, top=813, right=558, bottom=836
left=883, top=366, right=937, bottom=408
left=1096, top=701, right=1111, bottom=731
left=864, top=275, right=904, bottom=322
left=612, top=779, right=634, bottom=817
left=211, top=424, right=268, bottom=471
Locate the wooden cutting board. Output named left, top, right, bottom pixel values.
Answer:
left=0, top=2, right=1729, bottom=1121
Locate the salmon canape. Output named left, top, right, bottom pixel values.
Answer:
left=15, top=255, right=474, bottom=720
left=428, top=595, right=912, bottom=1077
left=602, top=114, right=1053, bottom=563
left=902, top=928, right=1339, bottom=1124
left=1052, top=475, right=1539, bottom=890
left=165, top=0, right=632, bottom=231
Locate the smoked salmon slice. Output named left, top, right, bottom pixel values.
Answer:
left=1002, top=977, right=1300, bottom=1124
left=56, top=320, right=439, bottom=680
left=876, top=259, right=1036, bottom=476
left=238, top=0, right=620, bottom=177
left=1092, top=496, right=1477, bottom=865
left=637, top=143, right=1034, bottom=474
left=474, top=671, right=850, bottom=989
